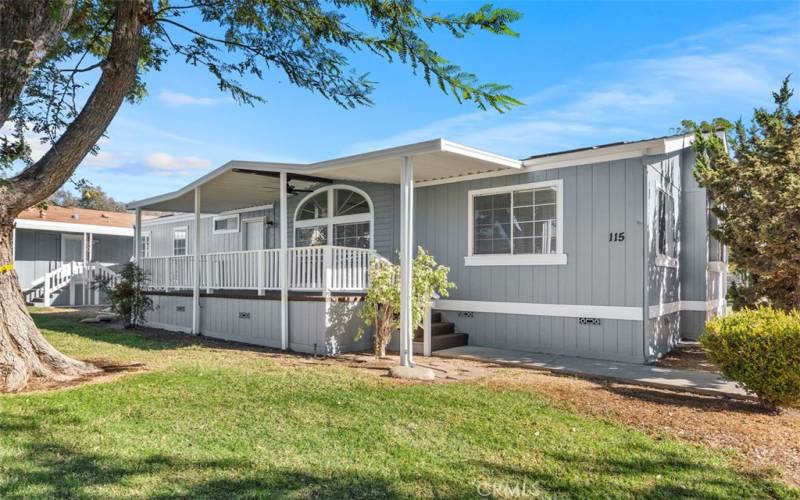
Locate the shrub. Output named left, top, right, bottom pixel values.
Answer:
left=96, top=262, right=153, bottom=328
left=701, top=308, right=800, bottom=409
left=359, top=248, right=455, bottom=358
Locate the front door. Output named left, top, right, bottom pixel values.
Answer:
left=244, top=220, right=264, bottom=251
left=61, top=234, right=84, bottom=263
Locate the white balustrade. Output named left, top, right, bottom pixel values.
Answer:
left=140, top=246, right=375, bottom=293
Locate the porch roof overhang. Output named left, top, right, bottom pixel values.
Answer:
left=127, top=139, right=522, bottom=213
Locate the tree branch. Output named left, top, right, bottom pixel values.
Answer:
left=3, top=1, right=143, bottom=217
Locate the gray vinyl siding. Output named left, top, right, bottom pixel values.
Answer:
left=14, top=229, right=60, bottom=289
left=92, top=234, right=133, bottom=264
left=143, top=207, right=274, bottom=257
left=415, top=158, right=646, bottom=363
left=143, top=181, right=399, bottom=260
left=14, top=228, right=132, bottom=290
left=145, top=294, right=370, bottom=355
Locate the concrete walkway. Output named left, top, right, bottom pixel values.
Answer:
left=436, top=345, right=750, bottom=400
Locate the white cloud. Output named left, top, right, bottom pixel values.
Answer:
left=145, top=152, right=211, bottom=176
left=158, top=89, right=221, bottom=106
left=345, top=12, right=799, bottom=159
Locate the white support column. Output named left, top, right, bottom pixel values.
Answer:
left=88, top=233, right=94, bottom=305
left=192, top=188, right=201, bottom=335
left=11, top=226, right=16, bottom=262
left=279, top=171, right=289, bottom=350
left=422, top=302, right=432, bottom=357
left=399, top=156, right=415, bottom=367
left=82, top=232, right=88, bottom=306
left=134, top=208, right=142, bottom=263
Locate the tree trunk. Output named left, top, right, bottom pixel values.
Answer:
left=0, top=223, right=99, bottom=392
left=0, top=0, right=144, bottom=392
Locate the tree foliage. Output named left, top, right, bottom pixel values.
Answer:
left=0, top=0, right=520, bottom=391
left=684, top=77, right=800, bottom=310
left=1, top=0, right=522, bottom=173
left=96, top=262, right=153, bottom=328
left=50, top=185, right=127, bottom=212
left=359, top=248, right=454, bottom=357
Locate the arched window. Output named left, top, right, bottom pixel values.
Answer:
left=294, top=185, right=373, bottom=249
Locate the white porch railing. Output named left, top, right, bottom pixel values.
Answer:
left=24, top=261, right=120, bottom=306
left=140, top=246, right=375, bottom=293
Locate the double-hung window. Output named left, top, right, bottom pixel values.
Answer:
left=173, top=227, right=188, bottom=256
left=141, top=232, right=151, bottom=258
left=466, top=179, right=566, bottom=266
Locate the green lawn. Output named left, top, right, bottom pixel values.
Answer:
left=0, top=312, right=794, bottom=499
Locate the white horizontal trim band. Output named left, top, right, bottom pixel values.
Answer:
left=648, top=299, right=722, bottom=319
left=433, top=299, right=643, bottom=321
left=15, top=219, right=134, bottom=237
left=707, top=261, right=727, bottom=273
left=464, top=254, right=568, bottom=266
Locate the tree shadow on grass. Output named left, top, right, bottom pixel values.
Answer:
left=600, top=383, right=772, bottom=415
left=0, top=438, right=454, bottom=499
left=31, top=312, right=181, bottom=352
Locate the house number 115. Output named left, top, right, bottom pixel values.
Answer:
left=609, top=232, right=625, bottom=242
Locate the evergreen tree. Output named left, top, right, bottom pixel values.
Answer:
left=685, top=77, right=800, bottom=310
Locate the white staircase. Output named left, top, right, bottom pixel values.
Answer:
left=24, top=262, right=120, bottom=307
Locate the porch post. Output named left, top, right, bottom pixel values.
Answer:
left=134, top=208, right=142, bottom=262
left=82, top=231, right=87, bottom=306
left=192, top=187, right=201, bottom=335
left=279, top=171, right=289, bottom=350
left=399, top=155, right=414, bottom=367
left=11, top=226, right=15, bottom=262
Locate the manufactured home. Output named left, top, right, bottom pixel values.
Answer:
left=14, top=206, right=134, bottom=306
left=129, top=133, right=726, bottom=363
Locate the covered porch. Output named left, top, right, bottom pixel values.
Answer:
left=128, top=139, right=522, bottom=361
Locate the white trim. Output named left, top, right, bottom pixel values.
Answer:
left=172, top=226, right=188, bottom=256
left=648, top=299, right=722, bottom=319
left=654, top=185, right=678, bottom=267
left=212, top=214, right=240, bottom=235
left=707, top=261, right=727, bottom=273
left=655, top=255, right=679, bottom=268
left=15, top=218, right=133, bottom=237
left=433, top=299, right=642, bottom=321
left=465, top=254, right=567, bottom=266
left=142, top=204, right=274, bottom=227
left=467, top=179, right=564, bottom=264
left=416, top=134, right=695, bottom=188
left=293, top=185, right=375, bottom=250
left=140, top=231, right=152, bottom=258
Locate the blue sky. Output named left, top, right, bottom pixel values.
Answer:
left=43, top=1, right=800, bottom=202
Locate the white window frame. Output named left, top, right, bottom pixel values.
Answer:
left=141, top=231, right=152, bottom=258
left=173, top=226, right=188, bottom=256
left=466, top=179, right=567, bottom=266
left=655, top=185, right=679, bottom=268
left=293, top=184, right=374, bottom=249
left=212, top=214, right=240, bottom=235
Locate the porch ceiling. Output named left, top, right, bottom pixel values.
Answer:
left=127, top=139, right=522, bottom=213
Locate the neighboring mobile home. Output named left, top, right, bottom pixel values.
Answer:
left=14, top=205, right=134, bottom=306
left=129, top=133, right=726, bottom=363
